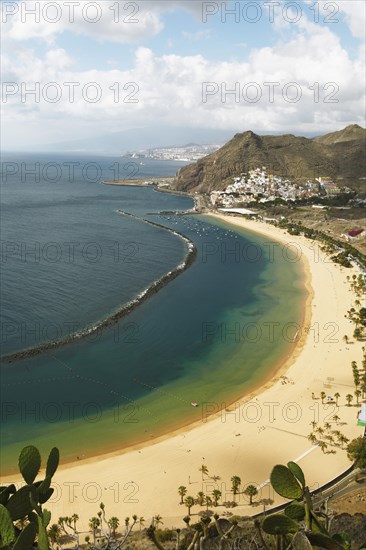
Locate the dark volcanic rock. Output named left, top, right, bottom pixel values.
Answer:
left=329, top=513, right=366, bottom=549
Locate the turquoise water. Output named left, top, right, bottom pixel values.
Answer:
left=0, top=154, right=305, bottom=471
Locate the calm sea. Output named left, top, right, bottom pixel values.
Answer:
left=0, top=153, right=305, bottom=470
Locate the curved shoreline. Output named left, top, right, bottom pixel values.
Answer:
left=0, top=213, right=310, bottom=477
left=0, top=211, right=197, bottom=365
left=3, top=213, right=363, bottom=530
left=2, top=214, right=363, bottom=530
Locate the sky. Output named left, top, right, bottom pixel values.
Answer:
left=1, top=0, right=365, bottom=152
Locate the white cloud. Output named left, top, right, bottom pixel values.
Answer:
left=1, top=0, right=223, bottom=44
left=2, top=1, right=164, bottom=44
left=337, top=0, right=366, bottom=39
left=303, top=0, right=366, bottom=39
left=1, top=0, right=365, bottom=149
left=2, top=19, right=365, bottom=150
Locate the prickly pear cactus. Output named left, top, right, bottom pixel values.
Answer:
left=285, top=502, right=306, bottom=521
left=18, top=446, right=41, bottom=485
left=6, top=486, right=36, bottom=520
left=287, top=461, right=305, bottom=489
left=12, top=522, right=38, bottom=549
left=46, top=448, right=59, bottom=479
left=262, top=514, right=299, bottom=535
left=0, top=504, right=15, bottom=546
left=0, top=446, right=59, bottom=549
left=270, top=464, right=303, bottom=500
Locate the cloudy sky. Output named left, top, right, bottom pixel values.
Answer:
left=1, top=0, right=365, bottom=152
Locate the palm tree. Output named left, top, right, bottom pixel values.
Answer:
left=308, top=433, right=317, bottom=444
left=346, top=394, right=353, bottom=406
left=211, top=474, right=221, bottom=482
left=184, top=496, right=195, bottom=516
left=353, top=370, right=360, bottom=388
left=244, top=485, right=258, bottom=505
left=197, top=491, right=205, bottom=506
left=362, top=381, right=366, bottom=400
left=89, top=517, right=100, bottom=546
left=310, top=420, right=317, bottom=430
left=183, top=516, right=191, bottom=527
left=205, top=495, right=213, bottom=511
left=212, top=489, right=222, bottom=507
left=334, top=392, right=340, bottom=406
left=339, top=434, right=350, bottom=448
left=139, top=517, right=145, bottom=531
left=108, top=517, right=119, bottom=538
left=343, top=335, right=349, bottom=344
left=316, top=426, right=324, bottom=437
left=319, top=441, right=328, bottom=453
left=71, top=513, right=79, bottom=532
left=199, top=464, right=209, bottom=481
left=154, top=515, right=163, bottom=528
left=124, top=517, right=130, bottom=534
left=178, top=485, right=187, bottom=504
left=231, top=475, right=241, bottom=499
left=355, top=389, right=362, bottom=404
left=48, top=524, right=61, bottom=548
left=332, top=414, right=340, bottom=425
left=324, top=422, right=331, bottom=431
left=320, top=391, right=326, bottom=404
left=335, top=431, right=345, bottom=446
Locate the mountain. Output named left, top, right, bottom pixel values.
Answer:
left=314, top=124, right=365, bottom=145
left=174, top=125, right=366, bottom=193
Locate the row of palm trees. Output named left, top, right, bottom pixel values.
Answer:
left=180, top=490, right=222, bottom=516
left=178, top=465, right=259, bottom=516
left=276, top=219, right=366, bottom=272
left=351, top=359, right=366, bottom=400
left=346, top=275, right=366, bottom=341
left=308, top=419, right=350, bottom=454
left=318, top=389, right=363, bottom=407
left=347, top=274, right=366, bottom=299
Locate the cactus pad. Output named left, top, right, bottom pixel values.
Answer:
left=270, top=465, right=303, bottom=500
left=287, top=462, right=305, bottom=488
left=262, top=514, right=299, bottom=535
left=18, top=446, right=41, bottom=485
left=46, top=448, right=59, bottom=479
left=0, top=504, right=15, bottom=546
left=285, top=503, right=306, bottom=521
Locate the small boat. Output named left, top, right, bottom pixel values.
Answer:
left=191, top=402, right=199, bottom=407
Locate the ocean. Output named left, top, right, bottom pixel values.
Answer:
left=0, top=153, right=305, bottom=471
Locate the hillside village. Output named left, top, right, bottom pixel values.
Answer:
left=200, top=167, right=366, bottom=252
left=210, top=167, right=356, bottom=208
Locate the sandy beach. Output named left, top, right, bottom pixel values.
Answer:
left=2, top=213, right=364, bottom=531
